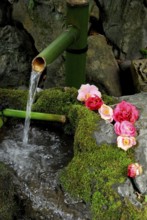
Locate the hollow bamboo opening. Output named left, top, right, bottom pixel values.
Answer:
left=32, top=57, right=46, bottom=73
left=66, top=0, right=89, bottom=6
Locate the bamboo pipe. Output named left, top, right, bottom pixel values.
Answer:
left=32, top=26, right=79, bottom=73
left=32, top=0, right=89, bottom=88
left=0, top=109, right=66, bottom=123
left=65, top=0, right=89, bottom=88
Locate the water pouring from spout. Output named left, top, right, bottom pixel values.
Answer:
left=23, top=0, right=89, bottom=144
left=23, top=70, right=41, bottom=145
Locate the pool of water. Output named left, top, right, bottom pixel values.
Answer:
left=0, top=121, right=91, bottom=220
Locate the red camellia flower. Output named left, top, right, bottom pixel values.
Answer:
left=85, top=95, right=104, bottom=111
left=127, top=163, right=142, bottom=178
left=113, top=101, right=139, bottom=123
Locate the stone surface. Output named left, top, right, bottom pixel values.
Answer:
left=0, top=25, right=37, bottom=88
left=94, top=120, right=117, bottom=145
left=118, top=179, right=142, bottom=208
left=94, top=92, right=147, bottom=207
left=118, top=93, right=147, bottom=205
left=0, top=0, right=13, bottom=26
left=96, top=0, right=147, bottom=59
left=131, top=59, right=147, bottom=92
left=12, top=0, right=68, bottom=89
left=12, top=0, right=66, bottom=52
left=86, top=34, right=122, bottom=96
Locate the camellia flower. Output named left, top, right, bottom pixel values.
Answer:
left=98, top=104, right=113, bottom=122
left=113, top=100, right=139, bottom=123
left=127, top=163, right=142, bottom=178
left=85, top=95, right=104, bottom=111
left=114, top=121, right=137, bottom=137
left=117, top=136, right=136, bottom=151
left=77, top=84, right=102, bottom=102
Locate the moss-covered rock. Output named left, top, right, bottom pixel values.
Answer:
left=60, top=145, right=136, bottom=220
left=0, top=88, right=28, bottom=110
left=68, top=104, right=99, bottom=152
left=0, top=87, right=147, bottom=219
left=32, top=87, right=79, bottom=114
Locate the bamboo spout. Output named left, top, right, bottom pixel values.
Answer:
left=32, top=26, right=79, bottom=73
left=32, top=57, right=46, bottom=73
left=32, top=0, right=89, bottom=88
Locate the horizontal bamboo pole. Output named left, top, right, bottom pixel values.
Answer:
left=0, top=109, right=66, bottom=123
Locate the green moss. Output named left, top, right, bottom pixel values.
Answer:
left=60, top=144, right=147, bottom=220
left=0, top=88, right=28, bottom=110
left=68, top=104, right=99, bottom=152
left=32, top=87, right=78, bottom=115
left=102, top=94, right=118, bottom=105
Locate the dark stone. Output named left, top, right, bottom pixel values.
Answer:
left=0, top=25, right=37, bottom=88
left=96, top=0, right=147, bottom=60
left=0, top=0, right=13, bottom=26
left=86, top=34, right=122, bottom=96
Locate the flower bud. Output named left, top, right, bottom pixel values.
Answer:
left=127, top=163, right=142, bottom=178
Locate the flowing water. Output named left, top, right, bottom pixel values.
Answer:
left=23, top=70, right=41, bottom=145
left=0, top=71, right=91, bottom=219
left=0, top=122, right=90, bottom=219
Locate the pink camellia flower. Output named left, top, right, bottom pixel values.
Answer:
left=127, top=163, right=142, bottom=178
left=117, top=136, right=136, bottom=151
left=114, top=121, right=137, bottom=137
left=98, top=104, right=113, bottom=122
left=113, top=100, right=139, bottom=123
left=77, top=84, right=101, bottom=102
left=85, top=95, right=104, bottom=111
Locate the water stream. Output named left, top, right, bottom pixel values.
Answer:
left=23, top=70, right=41, bottom=145
left=0, top=122, right=90, bottom=219
left=0, top=70, right=91, bottom=219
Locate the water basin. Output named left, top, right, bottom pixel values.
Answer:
left=0, top=121, right=91, bottom=220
